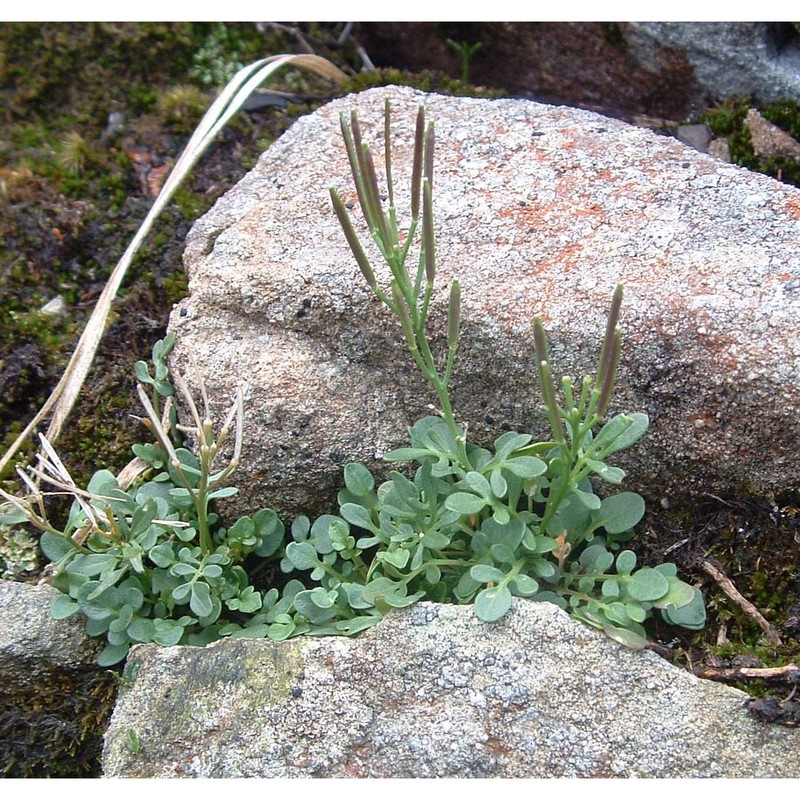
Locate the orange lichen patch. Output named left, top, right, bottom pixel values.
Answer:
left=779, top=195, right=800, bottom=220
left=572, top=203, right=605, bottom=218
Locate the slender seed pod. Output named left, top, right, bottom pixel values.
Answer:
left=362, top=144, right=391, bottom=244
left=340, top=114, right=372, bottom=227
left=596, top=328, right=622, bottom=417
left=447, top=280, right=461, bottom=349
left=422, top=178, right=435, bottom=283
left=330, top=188, right=378, bottom=290
left=384, top=97, right=394, bottom=207
left=533, top=318, right=565, bottom=444
left=424, top=121, right=435, bottom=188
left=596, top=284, right=624, bottom=391
left=410, top=106, right=425, bottom=220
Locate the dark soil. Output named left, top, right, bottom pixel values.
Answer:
left=1, top=22, right=799, bottom=775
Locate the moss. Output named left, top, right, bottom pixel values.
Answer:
left=0, top=667, right=118, bottom=777
left=701, top=97, right=800, bottom=187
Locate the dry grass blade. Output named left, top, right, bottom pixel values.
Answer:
left=0, top=55, right=345, bottom=479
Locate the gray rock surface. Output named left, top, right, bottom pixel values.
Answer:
left=102, top=599, right=800, bottom=778
left=0, top=578, right=100, bottom=690
left=745, top=107, right=800, bottom=160
left=626, top=22, right=800, bottom=105
left=168, top=86, right=800, bottom=520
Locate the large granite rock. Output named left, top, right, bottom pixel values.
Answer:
left=358, top=23, right=800, bottom=119
left=0, top=579, right=100, bottom=690
left=168, top=86, right=800, bottom=520
left=626, top=22, right=800, bottom=106
left=102, top=600, right=800, bottom=778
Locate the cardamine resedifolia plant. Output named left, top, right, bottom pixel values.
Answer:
left=0, top=334, right=285, bottom=665
left=0, top=100, right=705, bottom=665
left=289, top=99, right=706, bottom=648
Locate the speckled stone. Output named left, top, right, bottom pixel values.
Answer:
left=168, top=86, right=800, bottom=519
left=0, top=579, right=101, bottom=690
left=102, top=600, right=800, bottom=778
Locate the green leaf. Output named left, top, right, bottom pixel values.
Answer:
left=51, top=594, right=79, bottom=619
left=602, top=624, right=647, bottom=650
left=502, top=456, right=547, bottom=478
left=293, top=589, right=339, bottom=624
left=127, top=618, right=156, bottom=643
left=444, top=492, right=487, bottom=516
left=625, top=602, right=647, bottom=623
left=251, top=510, right=285, bottom=557
left=285, top=541, right=319, bottom=570
left=603, top=601, right=630, bottom=626
left=475, top=585, right=513, bottom=622
left=148, top=543, right=176, bottom=569
left=579, top=544, right=614, bottom=573
left=592, top=413, right=649, bottom=457
left=0, top=506, right=30, bottom=525
left=573, top=487, right=601, bottom=510
left=661, top=587, right=706, bottom=630
left=379, top=548, right=410, bottom=569
left=87, top=468, right=119, bottom=497
left=383, top=447, right=436, bottom=462
left=489, top=468, right=508, bottom=499
left=97, top=642, right=130, bottom=666
left=492, top=431, right=533, bottom=462
left=615, top=550, right=637, bottom=575
left=601, top=578, right=620, bottom=598
left=594, top=492, right=645, bottom=535
left=207, top=486, right=238, bottom=500
left=626, top=567, right=669, bottom=602
left=340, top=503, right=376, bottom=531
left=464, top=471, right=492, bottom=499
left=343, top=463, right=375, bottom=496
left=651, top=576, right=696, bottom=610
left=511, top=573, right=539, bottom=596
left=40, top=532, right=76, bottom=563
left=189, top=582, right=213, bottom=618
left=584, top=458, right=625, bottom=484
left=470, top=564, right=506, bottom=583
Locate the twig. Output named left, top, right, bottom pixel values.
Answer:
left=694, top=664, right=800, bottom=683
left=262, top=22, right=315, bottom=55
left=337, top=22, right=355, bottom=45
left=353, top=40, right=376, bottom=72
left=698, top=557, right=782, bottom=645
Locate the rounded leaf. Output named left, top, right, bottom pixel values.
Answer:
left=445, top=492, right=488, bottom=516
left=595, top=492, right=646, bottom=535
left=470, top=564, right=506, bottom=583
left=661, top=587, right=706, bottom=630
left=511, top=573, right=539, bottom=597
left=474, top=585, right=513, bottom=622
left=344, top=463, right=375, bottom=496
left=626, top=567, right=669, bottom=602
left=615, top=549, right=637, bottom=575
left=285, top=541, right=319, bottom=570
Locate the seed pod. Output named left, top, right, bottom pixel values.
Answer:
left=361, top=143, right=391, bottom=244
left=533, top=318, right=565, bottom=444
left=384, top=98, right=394, bottom=207
left=596, top=328, right=622, bottom=418
left=411, top=106, right=425, bottom=219
left=330, top=188, right=378, bottom=290
left=424, top=121, right=435, bottom=188
left=596, top=285, right=624, bottom=416
left=422, top=179, right=435, bottom=283
left=340, top=113, right=374, bottom=230
left=448, top=280, right=461, bottom=348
